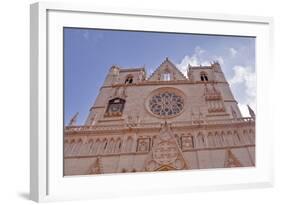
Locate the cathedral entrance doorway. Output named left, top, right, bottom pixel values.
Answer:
left=155, top=165, right=176, bottom=171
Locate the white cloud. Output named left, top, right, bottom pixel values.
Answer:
left=238, top=104, right=250, bottom=117
left=176, top=46, right=222, bottom=77
left=175, top=46, right=255, bottom=118
left=229, top=48, right=237, bottom=58
left=229, top=65, right=256, bottom=117
left=238, top=102, right=256, bottom=118
left=213, top=56, right=224, bottom=65
left=195, top=46, right=206, bottom=55
left=148, top=69, right=154, bottom=76
left=229, top=65, right=256, bottom=98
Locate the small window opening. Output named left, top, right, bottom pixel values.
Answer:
left=200, top=72, right=208, bottom=82
left=125, top=76, right=133, bottom=84
left=163, top=72, right=171, bottom=81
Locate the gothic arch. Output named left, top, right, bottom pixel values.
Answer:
left=200, top=71, right=208, bottom=81
left=72, top=138, right=83, bottom=155
left=220, top=131, right=226, bottom=146
left=213, top=131, right=222, bottom=147
left=207, top=132, right=214, bottom=147
left=92, top=139, right=101, bottom=155
left=64, top=140, right=70, bottom=155
left=125, top=137, right=133, bottom=153
left=155, top=164, right=176, bottom=171
left=86, top=139, right=94, bottom=155
left=249, top=129, right=255, bottom=144
left=114, top=138, right=122, bottom=153
left=98, top=138, right=108, bottom=155
left=152, top=135, right=157, bottom=147
left=233, top=130, right=241, bottom=145
left=78, top=138, right=91, bottom=155
left=67, top=139, right=76, bottom=155
left=125, top=74, right=133, bottom=84
left=225, top=130, right=234, bottom=146
left=195, top=132, right=205, bottom=148
left=242, top=130, right=250, bottom=145
left=107, top=138, right=115, bottom=153
left=163, top=69, right=172, bottom=81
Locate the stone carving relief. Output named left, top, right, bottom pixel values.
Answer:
left=204, top=84, right=225, bottom=113
left=153, top=141, right=178, bottom=164
left=224, top=149, right=242, bottom=168
left=136, top=138, right=150, bottom=153
left=111, top=86, right=127, bottom=99
left=89, top=157, right=103, bottom=174
left=144, top=121, right=189, bottom=171
left=191, top=108, right=205, bottom=124
left=181, top=135, right=194, bottom=151
left=126, top=114, right=140, bottom=127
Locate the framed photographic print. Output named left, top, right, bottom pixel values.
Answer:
left=30, top=2, right=274, bottom=202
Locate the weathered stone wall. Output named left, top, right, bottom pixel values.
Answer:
left=65, top=59, right=255, bottom=176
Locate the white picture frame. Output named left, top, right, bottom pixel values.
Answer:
left=30, top=2, right=274, bottom=202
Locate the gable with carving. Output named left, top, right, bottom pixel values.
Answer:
left=148, top=58, right=187, bottom=81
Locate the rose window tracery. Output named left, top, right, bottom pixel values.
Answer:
left=149, top=92, right=184, bottom=117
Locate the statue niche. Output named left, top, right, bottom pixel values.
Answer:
left=104, top=98, right=125, bottom=117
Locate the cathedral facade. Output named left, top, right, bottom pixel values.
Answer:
left=64, top=58, right=255, bottom=176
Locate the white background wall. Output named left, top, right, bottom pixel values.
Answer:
left=0, top=0, right=280, bottom=204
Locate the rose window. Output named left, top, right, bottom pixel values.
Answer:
left=149, top=92, right=184, bottom=117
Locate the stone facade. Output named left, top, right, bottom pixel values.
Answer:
left=64, top=58, right=255, bottom=176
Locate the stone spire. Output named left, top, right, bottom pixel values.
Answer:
left=68, top=112, right=79, bottom=126
left=247, top=105, right=256, bottom=119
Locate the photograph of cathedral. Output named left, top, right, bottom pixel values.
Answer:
left=63, top=28, right=256, bottom=176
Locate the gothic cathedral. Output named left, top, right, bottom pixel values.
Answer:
left=64, top=58, right=255, bottom=175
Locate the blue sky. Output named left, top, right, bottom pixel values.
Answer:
left=64, top=28, right=255, bottom=125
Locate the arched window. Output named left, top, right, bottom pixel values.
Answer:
left=114, top=138, right=122, bottom=153
left=64, top=140, right=70, bottom=155
left=68, top=139, right=76, bottom=155
left=85, top=139, right=96, bottom=154
left=94, top=139, right=101, bottom=155
left=125, top=75, right=133, bottom=84
left=195, top=132, right=205, bottom=148
left=98, top=139, right=107, bottom=155
left=104, top=98, right=125, bottom=117
left=72, top=139, right=83, bottom=155
left=163, top=72, right=171, bottom=81
left=125, top=137, right=133, bottom=153
left=200, top=72, right=208, bottom=82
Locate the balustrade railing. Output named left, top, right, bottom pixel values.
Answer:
left=64, top=117, right=255, bottom=132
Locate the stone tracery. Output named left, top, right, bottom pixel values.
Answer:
left=149, top=91, right=184, bottom=117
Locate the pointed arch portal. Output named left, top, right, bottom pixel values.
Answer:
left=155, top=165, right=176, bottom=171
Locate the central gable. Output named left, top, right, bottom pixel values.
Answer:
left=148, top=58, right=187, bottom=81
